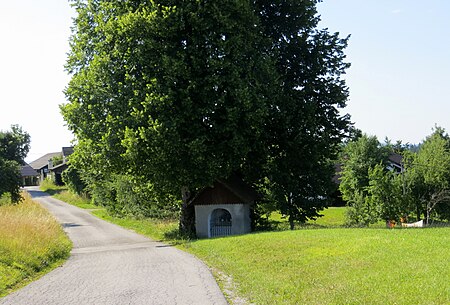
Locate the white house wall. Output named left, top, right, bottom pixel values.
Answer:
left=195, top=204, right=251, bottom=238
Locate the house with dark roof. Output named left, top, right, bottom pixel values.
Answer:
left=387, top=153, right=403, bottom=173
left=62, top=147, right=74, bottom=159
left=192, top=174, right=259, bottom=238
left=48, top=147, right=74, bottom=185
left=29, top=152, right=62, bottom=183
left=29, top=147, right=74, bottom=184
left=20, top=163, right=39, bottom=186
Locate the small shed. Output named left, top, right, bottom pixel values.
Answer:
left=192, top=175, right=258, bottom=238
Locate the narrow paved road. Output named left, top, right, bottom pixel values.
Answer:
left=0, top=187, right=227, bottom=305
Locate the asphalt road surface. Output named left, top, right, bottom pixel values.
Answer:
left=0, top=187, right=227, bottom=305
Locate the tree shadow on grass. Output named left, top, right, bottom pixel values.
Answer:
left=255, top=218, right=344, bottom=232
left=43, top=189, right=65, bottom=196
left=164, top=228, right=181, bottom=240
left=163, top=227, right=196, bottom=245
left=427, top=220, right=450, bottom=228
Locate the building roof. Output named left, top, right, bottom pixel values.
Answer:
left=49, top=162, right=69, bottom=172
left=217, top=174, right=260, bottom=203
left=62, top=146, right=74, bottom=157
left=21, top=163, right=38, bottom=177
left=388, top=153, right=403, bottom=166
left=29, top=152, right=61, bottom=170
left=191, top=173, right=259, bottom=205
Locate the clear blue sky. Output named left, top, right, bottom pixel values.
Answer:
left=1, top=1, right=449, bottom=163
left=318, top=0, right=450, bottom=145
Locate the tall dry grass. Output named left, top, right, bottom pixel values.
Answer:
left=0, top=192, right=71, bottom=296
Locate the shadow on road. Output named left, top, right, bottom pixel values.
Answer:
left=25, top=190, right=50, bottom=198
left=155, top=244, right=174, bottom=248
left=62, top=222, right=83, bottom=228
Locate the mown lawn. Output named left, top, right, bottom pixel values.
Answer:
left=0, top=192, right=72, bottom=296
left=187, top=228, right=449, bottom=305
left=40, top=185, right=450, bottom=304
left=310, top=207, right=347, bottom=227
left=269, top=207, right=348, bottom=229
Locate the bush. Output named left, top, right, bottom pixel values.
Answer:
left=62, top=166, right=87, bottom=196
left=344, top=192, right=376, bottom=227
left=0, top=159, right=22, bottom=203
left=86, top=174, right=180, bottom=219
left=0, top=193, right=12, bottom=206
left=50, top=155, right=63, bottom=167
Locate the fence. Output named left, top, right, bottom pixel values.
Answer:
left=210, top=221, right=232, bottom=237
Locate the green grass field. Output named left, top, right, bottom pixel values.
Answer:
left=40, top=184, right=450, bottom=304
left=188, top=228, right=449, bottom=305
left=269, top=207, right=348, bottom=229
left=0, top=192, right=72, bottom=296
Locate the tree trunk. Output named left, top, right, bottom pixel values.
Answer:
left=179, top=187, right=196, bottom=238
left=416, top=206, right=421, bottom=221
left=288, top=194, right=295, bottom=230
left=289, top=215, right=295, bottom=230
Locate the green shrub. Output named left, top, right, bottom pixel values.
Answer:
left=86, top=174, right=180, bottom=219
left=62, top=166, right=87, bottom=196
left=0, top=193, right=12, bottom=206
left=0, top=159, right=22, bottom=203
left=50, top=155, right=63, bottom=167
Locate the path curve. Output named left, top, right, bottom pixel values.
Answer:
left=0, top=187, right=227, bottom=305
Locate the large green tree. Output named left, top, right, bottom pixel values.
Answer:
left=255, top=0, right=350, bottom=228
left=404, top=127, right=450, bottom=223
left=366, top=163, right=406, bottom=223
left=63, top=0, right=274, bottom=234
left=62, top=0, right=351, bottom=234
left=0, top=125, right=30, bottom=203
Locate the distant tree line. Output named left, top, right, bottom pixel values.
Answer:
left=340, top=127, right=450, bottom=226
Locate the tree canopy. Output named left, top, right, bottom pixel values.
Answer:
left=255, top=0, right=350, bottom=228
left=62, top=0, right=351, bottom=234
left=339, top=134, right=391, bottom=225
left=405, top=127, right=450, bottom=223
left=340, top=128, right=450, bottom=226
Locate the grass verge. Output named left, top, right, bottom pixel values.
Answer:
left=38, top=179, right=67, bottom=196
left=53, top=191, right=98, bottom=210
left=0, top=192, right=72, bottom=297
left=92, top=209, right=180, bottom=242
left=39, top=185, right=181, bottom=242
